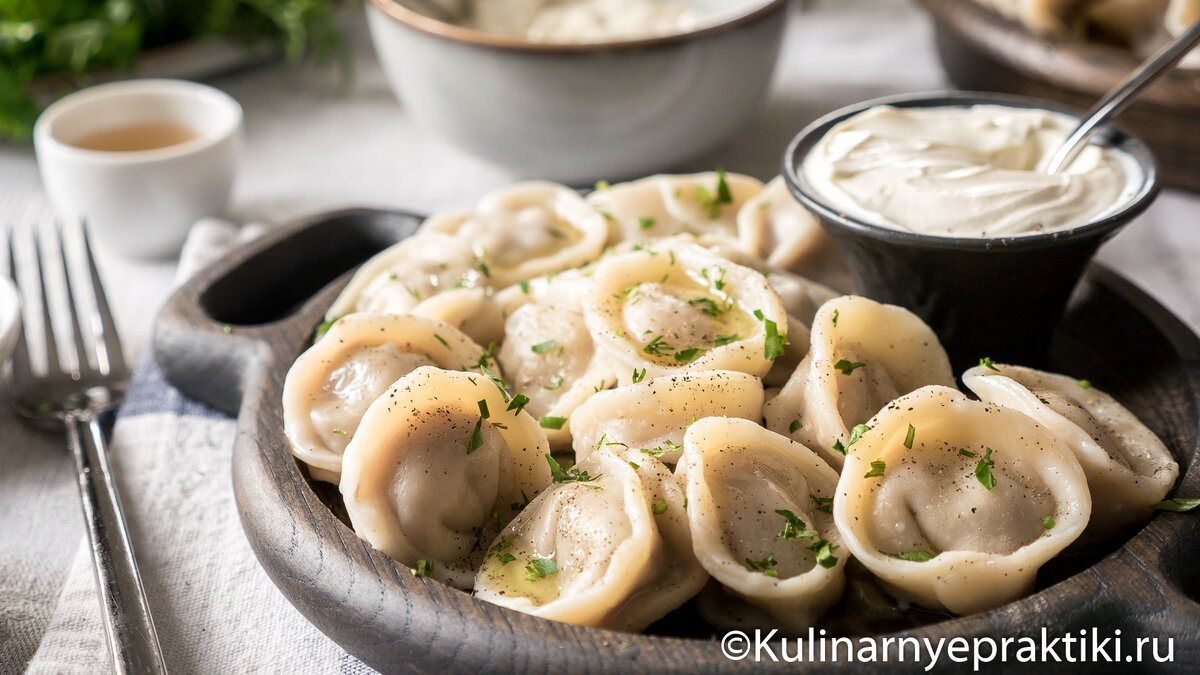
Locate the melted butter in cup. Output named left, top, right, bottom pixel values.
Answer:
left=801, top=104, right=1144, bottom=238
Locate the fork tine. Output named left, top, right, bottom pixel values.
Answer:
left=6, top=227, right=33, bottom=384
left=32, top=226, right=63, bottom=377
left=80, top=223, right=125, bottom=377
left=56, top=222, right=89, bottom=378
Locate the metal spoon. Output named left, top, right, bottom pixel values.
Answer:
left=1045, top=18, right=1200, bottom=174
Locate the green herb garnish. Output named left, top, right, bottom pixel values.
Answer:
left=812, top=496, right=834, bottom=514
left=314, top=316, right=339, bottom=339
left=1042, top=516, right=1056, bottom=529
left=652, top=498, right=668, bottom=515
left=834, top=359, right=866, bottom=375
left=788, top=419, right=803, bottom=434
left=1152, top=498, right=1200, bottom=512
left=745, top=553, right=778, bottom=576
left=713, top=333, right=740, bottom=347
left=979, top=357, right=1000, bottom=371
left=1078, top=379, right=1092, bottom=390
left=810, top=539, right=839, bottom=568
left=531, top=340, right=558, bottom=355
left=887, top=550, right=935, bottom=562
left=506, top=393, right=530, bottom=415
left=864, top=460, right=886, bottom=478
left=543, top=375, right=565, bottom=391
left=904, top=424, right=916, bottom=449
left=638, top=216, right=655, bottom=230
left=524, top=558, right=558, bottom=582
left=643, top=334, right=673, bottom=357
left=848, top=424, right=871, bottom=446
left=539, top=416, right=567, bottom=430
left=776, top=509, right=817, bottom=540
left=466, top=418, right=485, bottom=454
left=673, top=347, right=705, bottom=363
left=975, top=447, right=996, bottom=490
left=632, top=368, right=647, bottom=384
left=412, top=559, right=434, bottom=577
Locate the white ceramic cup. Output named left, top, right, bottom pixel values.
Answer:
left=34, top=79, right=243, bottom=259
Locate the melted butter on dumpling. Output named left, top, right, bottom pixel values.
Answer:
left=834, top=386, right=1091, bottom=615
left=283, top=314, right=491, bottom=484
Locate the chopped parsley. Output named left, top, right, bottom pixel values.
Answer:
left=506, top=393, right=530, bottom=415
left=848, top=424, right=871, bottom=446
left=434, top=334, right=450, bottom=348
left=776, top=509, right=817, bottom=540
left=518, top=280, right=530, bottom=294
left=546, top=454, right=602, bottom=486
left=904, top=424, right=916, bottom=449
left=1042, top=516, right=1056, bottom=529
left=531, top=339, right=558, bottom=355
left=745, top=553, right=778, bottom=577
left=975, top=447, right=997, bottom=490
left=594, top=180, right=610, bottom=191
left=539, top=416, right=567, bottom=430
left=543, top=375, right=565, bottom=391
left=524, top=558, right=558, bottom=582
left=811, top=496, right=834, bottom=514
left=832, top=440, right=847, bottom=455
left=638, top=216, right=655, bottom=230
left=958, top=448, right=977, bottom=458
left=713, top=333, right=740, bottom=347
left=405, top=285, right=420, bottom=300
left=332, top=429, right=348, bottom=436
left=1152, top=498, right=1200, bottom=512
left=652, top=498, right=669, bottom=515
left=466, top=418, right=485, bottom=454
left=688, top=297, right=724, bottom=317
left=864, top=460, right=886, bottom=478
left=810, top=539, right=839, bottom=568
left=788, top=419, right=803, bottom=434
left=497, top=553, right=516, bottom=564
left=979, top=357, right=1000, bottom=371
left=887, top=550, right=935, bottom=562
left=632, top=368, right=647, bottom=384
left=834, top=359, right=866, bottom=375
left=412, top=559, right=434, bottom=577
left=643, top=334, right=673, bottom=357
left=831, top=309, right=839, bottom=327
left=477, top=400, right=490, bottom=419
left=673, top=347, right=706, bottom=364
left=314, top=316, right=339, bottom=339
left=695, top=167, right=734, bottom=219
left=629, top=461, right=640, bottom=470
left=1078, top=379, right=1092, bottom=390
left=752, top=309, right=787, bottom=361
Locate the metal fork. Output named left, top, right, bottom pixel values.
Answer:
left=7, top=222, right=167, bottom=674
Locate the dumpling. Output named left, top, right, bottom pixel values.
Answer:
left=474, top=449, right=665, bottom=629
left=678, top=417, right=845, bottom=633
left=761, top=270, right=841, bottom=387
left=340, top=366, right=552, bottom=589
left=588, top=171, right=764, bottom=245
left=419, top=181, right=608, bottom=288
left=736, top=176, right=853, bottom=293
left=495, top=269, right=617, bottom=449
left=571, top=370, right=764, bottom=466
left=834, top=385, right=1091, bottom=615
left=327, top=232, right=482, bottom=320
left=963, top=363, right=1178, bottom=541
left=282, top=313, right=491, bottom=484
left=410, top=287, right=507, bottom=349
left=764, top=295, right=954, bottom=469
left=583, top=240, right=789, bottom=383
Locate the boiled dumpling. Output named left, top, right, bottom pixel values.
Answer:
left=282, top=313, right=491, bottom=484
left=474, top=449, right=666, bottom=629
left=583, top=240, right=789, bottom=382
left=496, top=269, right=617, bottom=449
left=764, top=295, right=955, bottom=469
left=326, top=233, right=483, bottom=320
left=340, top=366, right=552, bottom=589
left=410, top=287, right=507, bottom=349
left=678, top=417, right=846, bottom=633
left=834, top=385, right=1091, bottom=614
left=588, top=171, right=764, bottom=245
left=419, top=181, right=608, bottom=288
left=571, top=370, right=764, bottom=466
left=963, top=363, right=1178, bottom=541
left=736, top=176, right=853, bottom=293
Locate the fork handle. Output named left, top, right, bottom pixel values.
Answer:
left=67, top=413, right=168, bottom=674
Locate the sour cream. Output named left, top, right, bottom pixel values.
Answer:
left=802, top=105, right=1138, bottom=238
left=466, top=0, right=707, bottom=43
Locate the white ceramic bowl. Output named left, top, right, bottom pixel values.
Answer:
left=34, top=79, right=243, bottom=259
left=366, top=0, right=787, bottom=183
left=0, top=275, right=20, bottom=366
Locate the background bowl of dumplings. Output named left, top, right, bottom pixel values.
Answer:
left=917, top=0, right=1200, bottom=192
left=148, top=168, right=1200, bottom=671
left=364, top=0, right=787, bottom=183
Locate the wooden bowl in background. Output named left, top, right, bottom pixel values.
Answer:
left=918, top=0, right=1200, bottom=192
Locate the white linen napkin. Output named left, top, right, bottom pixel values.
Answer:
left=24, top=219, right=377, bottom=674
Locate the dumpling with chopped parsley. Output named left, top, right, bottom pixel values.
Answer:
left=587, top=171, right=764, bottom=245
left=283, top=314, right=492, bottom=484
left=963, top=363, right=1177, bottom=543
left=340, top=366, right=552, bottom=590
left=677, top=417, right=845, bottom=633
left=408, top=287, right=507, bottom=349
left=495, top=269, right=618, bottom=450
left=582, top=240, right=789, bottom=383
left=327, top=232, right=481, bottom=320
left=474, top=448, right=664, bottom=629
left=736, top=176, right=853, bottom=293
left=571, top=370, right=764, bottom=466
left=763, top=295, right=954, bottom=470
left=834, top=385, right=1090, bottom=615
left=419, top=181, right=608, bottom=289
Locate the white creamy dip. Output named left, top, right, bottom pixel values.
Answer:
left=802, top=105, right=1137, bottom=238
left=466, top=0, right=706, bottom=43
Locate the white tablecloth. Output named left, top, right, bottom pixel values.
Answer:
left=1, top=0, right=1197, bottom=671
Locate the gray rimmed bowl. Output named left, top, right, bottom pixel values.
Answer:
left=366, top=0, right=786, bottom=184
left=783, top=91, right=1160, bottom=370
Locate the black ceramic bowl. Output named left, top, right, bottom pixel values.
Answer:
left=782, top=91, right=1159, bottom=370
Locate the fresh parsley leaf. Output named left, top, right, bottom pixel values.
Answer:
left=643, top=334, right=672, bottom=357
left=506, top=393, right=530, bottom=415
left=638, top=216, right=655, bottom=230
left=832, top=440, right=847, bottom=455
left=834, top=359, right=866, bottom=375
left=979, top=357, right=1000, bottom=371
left=810, top=539, right=839, bottom=568
left=831, top=309, right=839, bottom=327
left=546, top=454, right=601, bottom=485
left=466, top=418, right=485, bottom=454
left=811, top=496, right=834, bottom=514
left=848, top=424, right=871, bottom=446
left=519, top=280, right=530, bottom=294
left=332, top=429, right=348, bottom=436
left=745, top=554, right=778, bottom=575
left=975, top=447, right=997, bottom=490
left=531, top=339, right=558, bottom=355
left=673, top=347, right=705, bottom=363
left=752, top=310, right=787, bottom=361
left=864, top=460, right=886, bottom=478
left=477, top=399, right=490, bottom=419
left=714, top=333, right=740, bottom=347
left=904, top=424, right=916, bottom=449
left=524, top=558, right=558, bottom=581
left=1078, top=379, right=1092, bottom=390
left=788, top=419, right=803, bottom=434
left=412, top=559, right=434, bottom=576
left=652, top=498, right=668, bottom=515
left=776, top=509, right=817, bottom=540
left=632, top=368, right=647, bottom=384
left=594, top=180, right=610, bottom=191
left=539, top=416, right=567, bottom=430
left=497, top=553, right=516, bottom=564
left=1042, top=516, right=1056, bottom=529
left=314, top=316, right=339, bottom=339
left=958, top=448, right=977, bottom=458
left=887, top=550, right=935, bottom=562
left=1152, top=498, right=1200, bottom=512
left=688, top=297, right=724, bottom=317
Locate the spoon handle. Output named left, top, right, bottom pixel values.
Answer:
left=1045, top=18, right=1200, bottom=175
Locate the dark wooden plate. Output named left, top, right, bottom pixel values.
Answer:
left=153, top=208, right=1200, bottom=673
left=917, top=0, right=1200, bottom=193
